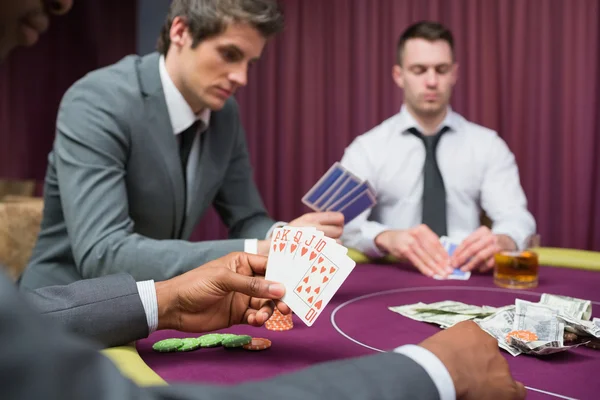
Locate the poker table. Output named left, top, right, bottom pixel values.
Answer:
left=105, top=261, right=600, bottom=400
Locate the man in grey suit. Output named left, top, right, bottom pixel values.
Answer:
left=3, top=268, right=526, bottom=400
left=19, top=0, right=344, bottom=290
left=1, top=1, right=525, bottom=399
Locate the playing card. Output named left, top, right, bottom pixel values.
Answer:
left=281, top=237, right=356, bottom=326
left=302, top=163, right=346, bottom=210
left=302, top=163, right=377, bottom=219
left=322, top=173, right=362, bottom=210
left=332, top=187, right=377, bottom=224
left=434, top=236, right=471, bottom=280
left=312, top=172, right=352, bottom=211
left=265, top=227, right=291, bottom=283
left=266, top=226, right=321, bottom=283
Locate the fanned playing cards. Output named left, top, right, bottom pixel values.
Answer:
left=265, top=226, right=356, bottom=326
left=301, top=162, right=377, bottom=224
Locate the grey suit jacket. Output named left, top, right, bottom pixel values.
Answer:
left=20, top=52, right=275, bottom=290
left=24, top=273, right=148, bottom=348
left=1, top=271, right=441, bottom=400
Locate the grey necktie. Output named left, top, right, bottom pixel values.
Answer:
left=408, top=126, right=450, bottom=236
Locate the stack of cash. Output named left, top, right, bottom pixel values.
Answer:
left=389, top=294, right=598, bottom=356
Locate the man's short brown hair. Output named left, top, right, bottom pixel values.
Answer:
left=396, top=21, right=454, bottom=66
left=157, top=0, right=284, bottom=55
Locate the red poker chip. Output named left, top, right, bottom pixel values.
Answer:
left=243, top=338, right=272, bottom=351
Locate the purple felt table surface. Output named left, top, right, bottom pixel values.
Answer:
left=137, top=264, right=600, bottom=400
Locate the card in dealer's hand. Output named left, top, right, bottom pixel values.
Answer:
left=302, top=162, right=377, bottom=224
left=265, top=226, right=356, bottom=326
left=434, top=236, right=471, bottom=280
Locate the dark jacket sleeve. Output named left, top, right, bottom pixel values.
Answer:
left=23, top=273, right=149, bottom=348
left=1, top=271, right=439, bottom=400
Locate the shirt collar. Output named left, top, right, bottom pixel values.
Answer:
left=159, top=55, right=211, bottom=135
left=397, top=104, right=459, bottom=135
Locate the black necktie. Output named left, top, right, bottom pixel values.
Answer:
left=179, top=121, right=199, bottom=183
left=178, top=121, right=199, bottom=237
left=408, top=126, right=450, bottom=236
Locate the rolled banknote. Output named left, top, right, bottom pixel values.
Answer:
left=388, top=303, right=478, bottom=328
left=540, top=293, right=592, bottom=320
left=508, top=335, right=588, bottom=356
left=557, top=314, right=600, bottom=338
left=413, top=300, right=496, bottom=317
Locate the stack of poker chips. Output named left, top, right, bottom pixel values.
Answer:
left=152, top=334, right=272, bottom=352
left=265, top=308, right=293, bottom=331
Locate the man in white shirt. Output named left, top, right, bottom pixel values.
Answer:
left=340, top=21, right=536, bottom=278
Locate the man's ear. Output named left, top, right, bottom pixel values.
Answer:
left=392, top=64, right=405, bottom=89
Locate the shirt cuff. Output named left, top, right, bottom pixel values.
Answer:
left=244, top=239, right=258, bottom=255
left=492, top=227, right=527, bottom=251
left=136, top=280, right=158, bottom=334
left=265, top=221, right=287, bottom=240
left=356, top=222, right=390, bottom=258
left=394, top=344, right=456, bottom=400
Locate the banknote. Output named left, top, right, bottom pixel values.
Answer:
left=514, top=299, right=562, bottom=343
left=388, top=303, right=479, bottom=328
left=389, top=296, right=596, bottom=357
left=557, top=314, right=600, bottom=338
left=539, top=293, right=592, bottom=320
left=508, top=334, right=588, bottom=356
left=414, top=301, right=497, bottom=317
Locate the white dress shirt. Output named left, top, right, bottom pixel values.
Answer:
left=340, top=105, right=536, bottom=257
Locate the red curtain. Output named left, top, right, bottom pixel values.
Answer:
left=0, top=0, right=136, bottom=185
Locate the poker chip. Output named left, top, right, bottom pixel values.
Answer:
left=265, top=308, right=293, bottom=331
left=265, top=322, right=293, bottom=331
left=219, top=333, right=238, bottom=341
left=198, top=334, right=223, bottom=348
left=152, top=338, right=184, bottom=352
left=176, top=338, right=201, bottom=352
left=222, top=334, right=252, bottom=348
left=153, top=334, right=271, bottom=354
left=505, top=330, right=538, bottom=343
left=243, top=338, right=272, bottom=351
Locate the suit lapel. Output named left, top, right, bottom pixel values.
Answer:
left=137, top=53, right=186, bottom=238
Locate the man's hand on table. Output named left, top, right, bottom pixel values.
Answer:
left=452, top=227, right=515, bottom=273
left=154, top=252, right=290, bottom=332
left=419, top=321, right=526, bottom=400
left=375, top=225, right=452, bottom=278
